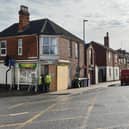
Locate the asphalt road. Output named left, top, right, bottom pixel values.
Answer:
left=0, top=85, right=129, bottom=129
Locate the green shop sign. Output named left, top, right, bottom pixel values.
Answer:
left=19, top=63, right=37, bottom=69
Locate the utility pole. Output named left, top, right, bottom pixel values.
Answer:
left=83, top=20, right=88, bottom=43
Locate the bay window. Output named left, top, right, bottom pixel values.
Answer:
left=41, top=37, right=57, bottom=55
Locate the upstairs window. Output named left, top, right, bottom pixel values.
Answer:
left=115, top=54, right=118, bottom=64
left=18, top=39, right=23, bottom=56
left=41, top=37, right=57, bottom=55
left=75, top=43, right=79, bottom=58
left=0, top=41, right=7, bottom=56
left=89, top=48, right=93, bottom=65
left=69, top=40, right=72, bottom=58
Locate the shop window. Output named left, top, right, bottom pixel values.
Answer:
left=41, top=65, right=49, bottom=75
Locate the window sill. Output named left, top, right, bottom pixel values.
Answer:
left=0, top=54, right=6, bottom=57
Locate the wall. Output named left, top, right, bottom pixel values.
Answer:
left=0, top=35, right=37, bottom=60
left=95, top=66, right=98, bottom=84
left=98, top=66, right=106, bottom=82
left=79, top=43, right=85, bottom=77
left=113, top=67, right=119, bottom=80
left=0, top=64, right=12, bottom=85
left=93, top=43, right=106, bottom=66
left=58, top=36, right=84, bottom=81
left=106, top=66, right=114, bottom=81
left=49, top=64, right=57, bottom=91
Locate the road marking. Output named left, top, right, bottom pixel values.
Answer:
left=39, top=116, right=83, bottom=122
left=0, top=123, right=23, bottom=128
left=16, top=103, right=56, bottom=129
left=0, top=112, right=29, bottom=117
left=87, top=96, right=96, bottom=115
left=8, top=103, right=25, bottom=109
left=81, top=96, right=96, bottom=129
left=9, top=112, right=29, bottom=116
left=96, top=123, right=129, bottom=129
left=8, top=99, right=56, bottom=109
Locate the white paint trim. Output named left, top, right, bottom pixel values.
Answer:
left=0, top=34, right=37, bottom=39
left=58, top=60, right=70, bottom=63
left=39, top=35, right=60, bottom=38
left=27, top=57, right=38, bottom=59
left=95, top=66, right=98, bottom=84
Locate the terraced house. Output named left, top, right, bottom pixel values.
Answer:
left=85, top=32, right=119, bottom=84
left=0, top=5, right=85, bottom=91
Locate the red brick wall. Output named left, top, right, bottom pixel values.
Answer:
left=58, top=37, right=69, bottom=60
left=58, top=37, right=84, bottom=79
left=93, top=43, right=106, bottom=66
left=49, top=64, right=57, bottom=91
left=0, top=35, right=37, bottom=60
left=79, top=43, right=85, bottom=77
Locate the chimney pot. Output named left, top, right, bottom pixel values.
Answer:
left=18, top=5, right=30, bottom=32
left=104, top=32, right=109, bottom=48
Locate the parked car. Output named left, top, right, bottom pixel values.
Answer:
left=121, top=69, right=129, bottom=86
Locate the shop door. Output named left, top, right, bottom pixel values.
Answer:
left=57, top=65, right=69, bottom=91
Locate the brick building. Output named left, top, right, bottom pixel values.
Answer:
left=0, top=5, right=85, bottom=91
left=85, top=32, right=119, bottom=84
left=117, top=49, right=129, bottom=71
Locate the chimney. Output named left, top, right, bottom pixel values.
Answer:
left=18, top=5, right=30, bottom=32
left=104, top=32, right=109, bottom=48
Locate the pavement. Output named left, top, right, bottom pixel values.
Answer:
left=0, top=81, right=120, bottom=97
left=48, top=80, right=120, bottom=95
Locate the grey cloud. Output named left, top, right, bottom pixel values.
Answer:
left=0, top=0, right=129, bottom=50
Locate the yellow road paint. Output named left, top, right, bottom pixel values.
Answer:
left=81, top=96, right=96, bottom=129
left=87, top=97, right=96, bottom=114
left=8, top=99, right=56, bottom=110
left=16, top=103, right=56, bottom=129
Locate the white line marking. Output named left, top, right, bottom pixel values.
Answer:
left=9, top=112, right=29, bottom=116
left=8, top=103, right=25, bottom=109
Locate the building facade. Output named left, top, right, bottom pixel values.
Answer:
left=85, top=32, right=119, bottom=84
left=0, top=5, right=85, bottom=91
left=117, top=49, right=129, bottom=71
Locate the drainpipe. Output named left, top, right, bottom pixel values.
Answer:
left=36, top=34, right=40, bottom=92
left=78, top=42, right=80, bottom=77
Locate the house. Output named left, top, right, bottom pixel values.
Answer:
left=117, top=49, right=129, bottom=71
left=0, top=5, right=85, bottom=91
left=85, top=32, right=119, bottom=84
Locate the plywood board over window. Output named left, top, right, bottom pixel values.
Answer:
left=57, top=65, right=69, bottom=91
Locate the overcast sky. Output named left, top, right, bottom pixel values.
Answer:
left=0, top=0, right=129, bottom=50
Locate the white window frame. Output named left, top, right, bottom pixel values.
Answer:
left=115, top=54, right=118, bottom=64
left=40, top=36, right=58, bottom=55
left=75, top=43, right=78, bottom=58
left=18, top=39, right=23, bottom=56
left=0, top=40, right=7, bottom=56
left=108, top=52, right=111, bottom=60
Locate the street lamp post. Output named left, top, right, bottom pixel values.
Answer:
left=83, top=19, right=88, bottom=43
